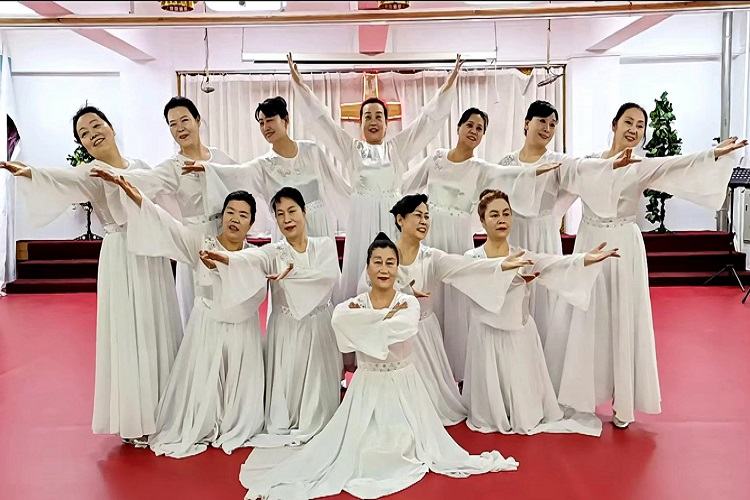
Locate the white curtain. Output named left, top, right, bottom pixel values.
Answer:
left=0, top=36, right=19, bottom=295
left=182, top=68, right=563, bottom=235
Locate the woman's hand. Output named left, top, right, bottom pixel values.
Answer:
left=408, top=279, right=431, bottom=298
left=0, top=161, right=31, bottom=178
left=714, top=136, right=748, bottom=159
left=383, top=301, right=408, bottom=320
left=535, top=162, right=561, bottom=176
left=584, top=242, right=620, bottom=266
left=181, top=160, right=205, bottom=175
left=267, top=263, right=294, bottom=281
left=613, top=148, right=642, bottom=169
left=501, top=250, right=534, bottom=271
left=199, top=249, right=229, bottom=269
left=440, top=54, right=464, bottom=93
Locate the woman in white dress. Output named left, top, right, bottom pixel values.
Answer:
left=402, top=107, right=560, bottom=379
left=0, top=105, right=182, bottom=445
left=188, top=96, right=351, bottom=242
left=99, top=174, right=266, bottom=458
left=543, top=102, right=747, bottom=428
left=238, top=233, right=519, bottom=500
left=108, top=96, right=238, bottom=328
left=201, top=186, right=343, bottom=448
left=463, top=189, right=619, bottom=436
left=496, top=100, right=638, bottom=345
left=287, top=53, right=462, bottom=302
left=359, top=194, right=530, bottom=426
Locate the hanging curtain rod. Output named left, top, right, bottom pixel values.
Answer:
left=177, top=64, right=566, bottom=76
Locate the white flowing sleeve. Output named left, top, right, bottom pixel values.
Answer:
left=313, top=144, right=352, bottom=227
left=430, top=248, right=517, bottom=314
left=216, top=245, right=274, bottom=309
left=202, top=159, right=267, bottom=217
left=292, top=82, right=358, bottom=176
left=556, top=155, right=620, bottom=219
left=478, top=161, right=538, bottom=217
left=119, top=158, right=180, bottom=199
left=401, top=154, right=430, bottom=195
left=636, top=148, right=737, bottom=210
left=525, top=250, right=601, bottom=310
left=278, top=238, right=341, bottom=320
left=125, top=195, right=202, bottom=265
left=18, top=165, right=103, bottom=228
left=389, top=87, right=456, bottom=164
left=332, top=294, right=420, bottom=359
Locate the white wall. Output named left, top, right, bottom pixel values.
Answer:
left=6, top=29, right=175, bottom=240
left=2, top=11, right=736, bottom=240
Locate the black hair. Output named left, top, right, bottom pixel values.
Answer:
left=163, top=96, right=200, bottom=123
left=72, top=105, right=113, bottom=145
left=366, top=232, right=399, bottom=265
left=255, top=96, right=289, bottom=122
left=390, top=194, right=429, bottom=232
left=612, top=102, right=649, bottom=144
left=359, top=97, right=388, bottom=122
left=523, top=100, right=558, bottom=136
left=222, top=190, right=257, bottom=224
left=270, top=186, right=306, bottom=213
left=458, top=107, right=489, bottom=131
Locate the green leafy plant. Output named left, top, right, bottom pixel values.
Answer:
left=643, top=91, right=682, bottom=234
left=67, top=144, right=94, bottom=167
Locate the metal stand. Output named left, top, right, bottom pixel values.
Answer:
left=704, top=168, right=750, bottom=291
left=74, top=202, right=102, bottom=241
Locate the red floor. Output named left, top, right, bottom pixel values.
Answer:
left=1, top=288, right=749, bottom=500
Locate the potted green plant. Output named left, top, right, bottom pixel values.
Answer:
left=643, top=91, right=682, bottom=234
left=68, top=145, right=102, bottom=241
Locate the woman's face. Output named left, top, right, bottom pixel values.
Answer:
left=75, top=113, right=116, bottom=158
left=480, top=197, right=513, bottom=241
left=367, top=246, right=399, bottom=292
left=457, top=114, right=486, bottom=150
left=398, top=202, right=430, bottom=241
left=274, top=197, right=306, bottom=239
left=524, top=113, right=557, bottom=148
left=221, top=199, right=253, bottom=244
left=613, top=107, right=646, bottom=150
left=167, top=106, right=201, bottom=149
left=258, top=112, right=289, bottom=144
left=361, top=102, right=387, bottom=144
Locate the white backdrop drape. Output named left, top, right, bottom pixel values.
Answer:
left=182, top=68, right=563, bottom=235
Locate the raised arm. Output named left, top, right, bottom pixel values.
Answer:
left=288, top=53, right=358, bottom=171
left=635, top=138, right=746, bottom=209
left=389, top=56, right=463, bottom=165
left=2, top=161, right=103, bottom=228
left=401, top=154, right=431, bottom=195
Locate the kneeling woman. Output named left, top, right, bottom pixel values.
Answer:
left=99, top=174, right=265, bottom=458
left=202, top=187, right=343, bottom=448
left=462, top=189, right=618, bottom=436
left=238, top=233, right=518, bottom=500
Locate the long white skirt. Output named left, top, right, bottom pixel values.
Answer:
left=414, top=313, right=467, bottom=425
left=425, top=208, right=475, bottom=381
left=544, top=217, right=662, bottom=424
left=240, top=360, right=518, bottom=500
left=148, top=302, right=265, bottom=458
left=463, top=317, right=601, bottom=436
left=250, top=304, right=343, bottom=448
left=340, top=192, right=400, bottom=302
left=93, top=230, right=182, bottom=439
left=508, top=212, right=562, bottom=345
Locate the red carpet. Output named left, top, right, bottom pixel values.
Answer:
left=1, top=287, right=748, bottom=499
